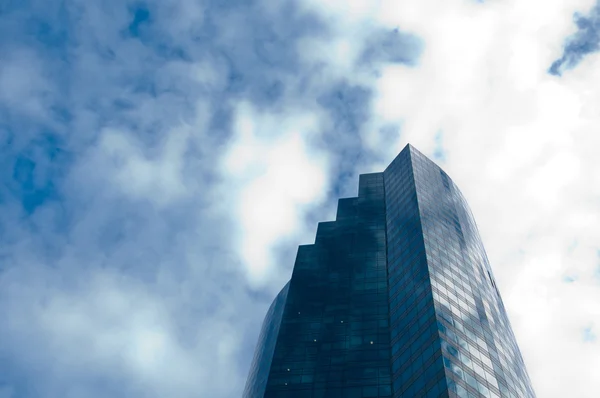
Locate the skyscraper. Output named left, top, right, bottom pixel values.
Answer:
left=244, top=144, right=535, bottom=398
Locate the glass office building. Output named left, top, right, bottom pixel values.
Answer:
left=244, top=144, right=535, bottom=398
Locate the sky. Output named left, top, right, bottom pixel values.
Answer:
left=0, top=0, right=599, bottom=397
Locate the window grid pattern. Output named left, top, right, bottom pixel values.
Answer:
left=383, top=146, right=447, bottom=398
left=260, top=172, right=392, bottom=398
left=409, top=147, right=536, bottom=398
left=244, top=144, right=535, bottom=398
left=243, top=282, right=291, bottom=398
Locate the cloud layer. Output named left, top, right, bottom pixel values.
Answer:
left=1, top=0, right=600, bottom=397
left=0, top=0, right=421, bottom=397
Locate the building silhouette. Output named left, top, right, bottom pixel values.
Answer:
left=244, top=144, right=535, bottom=398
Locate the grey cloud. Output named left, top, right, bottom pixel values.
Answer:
left=315, top=82, right=375, bottom=198
left=549, top=3, right=600, bottom=76
left=0, top=0, right=327, bottom=396
left=360, top=27, right=424, bottom=68
left=0, top=0, right=425, bottom=397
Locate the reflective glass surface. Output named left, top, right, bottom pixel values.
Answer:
left=244, top=144, right=535, bottom=398
left=408, top=147, right=535, bottom=398
left=244, top=282, right=290, bottom=398
left=383, top=146, right=447, bottom=398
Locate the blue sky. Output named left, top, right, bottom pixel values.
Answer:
left=0, top=0, right=599, bottom=397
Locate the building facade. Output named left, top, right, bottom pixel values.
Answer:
left=243, top=144, right=535, bottom=398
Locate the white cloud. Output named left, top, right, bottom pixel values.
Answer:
left=2, top=0, right=600, bottom=397
left=96, top=126, right=195, bottom=207
left=300, top=0, right=600, bottom=396
left=297, top=0, right=380, bottom=25
left=0, top=245, right=254, bottom=397
left=0, top=49, right=59, bottom=129
left=223, top=102, right=328, bottom=287
left=524, top=150, right=581, bottom=210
